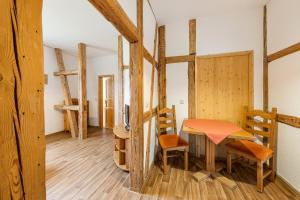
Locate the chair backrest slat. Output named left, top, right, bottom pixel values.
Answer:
left=156, top=105, right=177, bottom=137
left=245, top=119, right=272, bottom=130
left=243, top=106, right=277, bottom=150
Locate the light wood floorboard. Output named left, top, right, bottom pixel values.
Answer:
left=46, top=127, right=299, bottom=200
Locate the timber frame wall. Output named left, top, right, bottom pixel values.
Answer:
left=88, top=0, right=158, bottom=191
left=263, top=5, right=300, bottom=128
left=157, top=19, right=198, bottom=155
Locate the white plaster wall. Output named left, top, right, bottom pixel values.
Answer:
left=123, top=40, right=130, bottom=106
left=87, top=54, right=119, bottom=126
left=267, top=0, right=300, bottom=191
left=165, top=8, right=264, bottom=139
left=143, top=1, right=158, bottom=173
left=117, top=0, right=158, bottom=171
left=44, top=46, right=78, bottom=135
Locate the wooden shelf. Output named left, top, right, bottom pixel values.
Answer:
left=54, top=70, right=78, bottom=76
left=113, top=125, right=130, bottom=172
left=113, top=126, right=130, bottom=139
left=115, top=144, right=126, bottom=153
left=54, top=105, right=79, bottom=111
left=114, top=151, right=129, bottom=171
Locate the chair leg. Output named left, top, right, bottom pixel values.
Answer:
left=163, top=149, right=168, bottom=175
left=227, top=152, right=232, bottom=174
left=270, top=156, right=276, bottom=182
left=158, top=145, right=162, bottom=161
left=184, top=149, right=188, bottom=171
left=257, top=161, right=264, bottom=192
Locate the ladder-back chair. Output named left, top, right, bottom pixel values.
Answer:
left=156, top=105, right=189, bottom=174
left=226, top=106, right=277, bottom=192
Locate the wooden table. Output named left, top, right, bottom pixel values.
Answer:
left=181, top=119, right=256, bottom=188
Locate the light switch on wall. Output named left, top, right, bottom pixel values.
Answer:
left=179, top=100, right=184, bottom=104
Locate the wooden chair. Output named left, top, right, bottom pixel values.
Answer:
left=226, top=106, right=277, bottom=192
left=156, top=105, right=189, bottom=174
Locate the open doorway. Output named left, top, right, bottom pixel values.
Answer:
left=98, top=75, right=115, bottom=129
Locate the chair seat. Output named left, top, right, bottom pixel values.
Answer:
left=226, top=140, right=273, bottom=161
left=159, top=134, right=188, bottom=149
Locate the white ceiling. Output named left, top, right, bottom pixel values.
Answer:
left=149, top=0, right=269, bottom=24
left=42, top=0, right=118, bottom=58
left=43, top=0, right=269, bottom=58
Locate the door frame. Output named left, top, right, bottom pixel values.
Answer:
left=98, top=74, right=115, bottom=128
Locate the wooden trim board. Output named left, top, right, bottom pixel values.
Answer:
left=276, top=175, right=300, bottom=197
left=198, top=50, right=253, bottom=59
left=45, top=131, right=70, bottom=144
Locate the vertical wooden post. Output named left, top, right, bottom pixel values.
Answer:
left=98, top=77, right=103, bottom=128
left=130, top=0, right=144, bottom=192
left=158, top=26, right=166, bottom=109
left=263, top=6, right=269, bottom=146
left=0, top=0, right=45, bottom=199
left=188, top=19, right=197, bottom=155
left=118, top=36, right=124, bottom=125
left=78, top=43, right=88, bottom=139
left=263, top=5, right=268, bottom=111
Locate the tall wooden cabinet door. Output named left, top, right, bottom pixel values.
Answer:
left=105, top=77, right=114, bottom=129
left=195, top=51, right=253, bottom=156
left=195, top=51, right=253, bottom=126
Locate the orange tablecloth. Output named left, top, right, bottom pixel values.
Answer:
left=184, top=119, right=242, bottom=144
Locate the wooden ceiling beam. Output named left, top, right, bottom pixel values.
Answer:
left=89, top=0, right=158, bottom=66
left=88, top=0, right=138, bottom=43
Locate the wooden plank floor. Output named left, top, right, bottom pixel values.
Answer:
left=46, top=127, right=299, bottom=200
